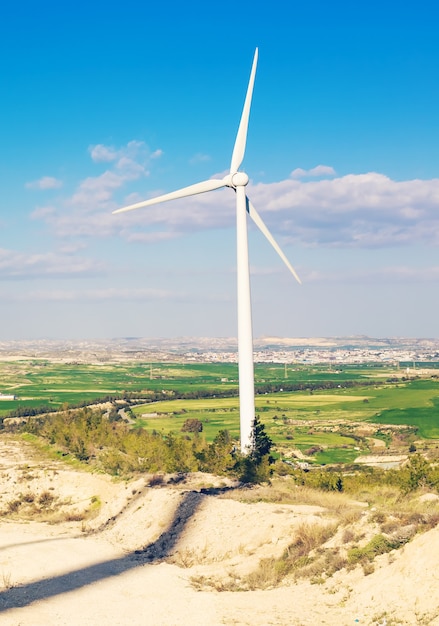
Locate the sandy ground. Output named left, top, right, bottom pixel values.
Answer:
left=1, top=437, right=439, bottom=626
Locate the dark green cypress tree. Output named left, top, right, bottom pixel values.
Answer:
left=249, top=415, right=273, bottom=464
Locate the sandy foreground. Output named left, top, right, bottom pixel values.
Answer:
left=1, top=438, right=439, bottom=626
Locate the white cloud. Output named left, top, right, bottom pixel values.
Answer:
left=29, top=141, right=439, bottom=250
left=88, top=140, right=157, bottom=165
left=190, top=153, right=211, bottom=164
left=125, top=231, right=180, bottom=243
left=69, top=170, right=132, bottom=210
left=25, top=176, right=63, bottom=190
left=304, top=265, right=439, bottom=284
left=290, top=165, right=336, bottom=179
left=250, top=172, right=439, bottom=248
left=30, top=206, right=57, bottom=220
left=249, top=265, right=283, bottom=276
left=4, top=287, right=182, bottom=303
left=30, top=141, right=165, bottom=236
left=89, top=144, right=118, bottom=162
left=0, top=248, right=105, bottom=279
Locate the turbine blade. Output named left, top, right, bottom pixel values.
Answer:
left=113, top=178, right=226, bottom=214
left=230, top=48, right=258, bottom=174
left=247, top=197, right=302, bottom=284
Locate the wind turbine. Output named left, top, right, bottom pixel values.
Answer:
left=113, top=49, right=301, bottom=453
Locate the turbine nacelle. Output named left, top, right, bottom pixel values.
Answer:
left=224, top=172, right=249, bottom=189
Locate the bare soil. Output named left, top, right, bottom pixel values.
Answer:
left=1, top=437, right=439, bottom=625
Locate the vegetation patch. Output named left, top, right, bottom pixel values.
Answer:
left=0, top=487, right=99, bottom=524
left=347, top=533, right=404, bottom=567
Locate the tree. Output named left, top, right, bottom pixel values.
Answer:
left=181, top=418, right=203, bottom=433
left=237, top=417, right=274, bottom=483
left=405, top=454, right=430, bottom=492
left=202, top=429, right=234, bottom=475
left=249, top=415, right=273, bottom=464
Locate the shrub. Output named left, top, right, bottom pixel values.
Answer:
left=38, top=491, right=55, bottom=507
left=249, top=416, right=273, bottom=465
left=348, top=534, right=404, bottom=565
left=305, top=445, right=323, bottom=456
left=181, top=419, right=203, bottom=433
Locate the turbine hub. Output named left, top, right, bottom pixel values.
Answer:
left=231, top=171, right=249, bottom=187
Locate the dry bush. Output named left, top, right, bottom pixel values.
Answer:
left=370, top=509, right=387, bottom=525
left=63, top=511, right=86, bottom=522
left=20, top=492, right=35, bottom=504
left=365, top=494, right=439, bottom=540
left=6, top=499, right=21, bottom=514
left=341, top=528, right=356, bottom=544
left=148, top=474, right=165, bottom=487
left=0, top=488, right=99, bottom=524
left=362, top=561, right=375, bottom=575
left=244, top=521, right=339, bottom=590
left=170, top=548, right=199, bottom=568
left=294, top=548, right=348, bottom=582
left=1, top=571, right=13, bottom=590
left=245, top=556, right=290, bottom=589
left=336, top=506, right=364, bottom=526
left=288, top=522, right=338, bottom=557
left=38, top=490, right=55, bottom=507
left=170, top=544, right=227, bottom=569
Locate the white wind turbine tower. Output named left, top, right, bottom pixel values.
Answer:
left=114, top=49, right=301, bottom=453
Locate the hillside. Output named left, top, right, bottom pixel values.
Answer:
left=1, top=436, right=439, bottom=625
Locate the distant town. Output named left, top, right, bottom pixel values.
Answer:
left=1, top=336, right=438, bottom=365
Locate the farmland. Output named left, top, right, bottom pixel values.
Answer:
left=131, top=377, right=439, bottom=462
left=0, top=359, right=383, bottom=416
left=1, top=357, right=439, bottom=465
left=0, top=361, right=240, bottom=415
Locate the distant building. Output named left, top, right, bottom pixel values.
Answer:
left=0, top=394, right=16, bottom=400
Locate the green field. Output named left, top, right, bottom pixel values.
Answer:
left=0, top=359, right=384, bottom=416
left=0, top=361, right=239, bottom=415
left=2, top=359, right=439, bottom=465
left=131, top=376, right=439, bottom=462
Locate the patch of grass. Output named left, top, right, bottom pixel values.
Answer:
left=371, top=400, right=439, bottom=439
left=315, top=448, right=359, bottom=465
left=220, top=478, right=363, bottom=516
left=347, top=533, right=405, bottom=565
left=244, top=522, right=339, bottom=589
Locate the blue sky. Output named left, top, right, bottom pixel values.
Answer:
left=1, top=0, right=439, bottom=340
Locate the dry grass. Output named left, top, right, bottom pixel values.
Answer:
left=190, top=572, right=244, bottom=592
left=220, top=479, right=363, bottom=514
left=194, top=521, right=341, bottom=591
left=1, top=570, right=13, bottom=590
left=169, top=546, right=209, bottom=568
left=0, top=489, right=101, bottom=524
left=362, top=489, right=439, bottom=540
left=191, top=480, right=439, bottom=592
